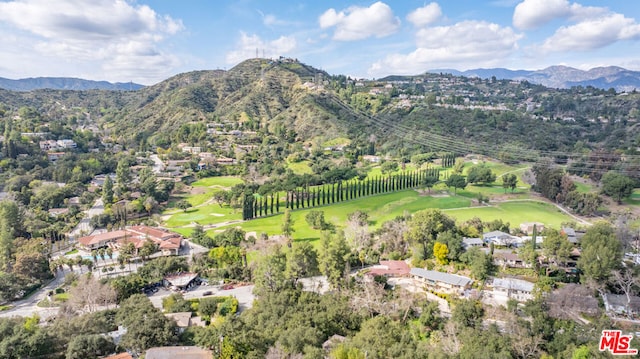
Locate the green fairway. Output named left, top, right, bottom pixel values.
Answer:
left=212, top=190, right=471, bottom=242
left=163, top=176, right=244, bottom=230
left=165, top=203, right=242, bottom=228
left=443, top=201, right=575, bottom=229
left=190, top=176, right=243, bottom=188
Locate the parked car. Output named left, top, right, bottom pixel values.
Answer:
left=202, top=291, right=212, bottom=296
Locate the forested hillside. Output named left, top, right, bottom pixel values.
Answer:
left=1, top=58, right=639, bottom=162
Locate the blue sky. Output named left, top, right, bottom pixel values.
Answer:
left=0, top=0, right=639, bottom=85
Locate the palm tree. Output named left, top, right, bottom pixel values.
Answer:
left=98, top=248, right=106, bottom=263
left=91, top=250, right=98, bottom=264
left=106, top=247, right=114, bottom=262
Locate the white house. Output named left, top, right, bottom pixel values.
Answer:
left=491, top=277, right=535, bottom=302
left=462, top=237, right=484, bottom=249
left=483, top=230, right=519, bottom=247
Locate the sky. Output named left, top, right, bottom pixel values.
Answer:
left=0, top=0, right=639, bottom=85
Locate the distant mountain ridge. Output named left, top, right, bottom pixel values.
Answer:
left=428, top=65, right=640, bottom=92
left=0, top=76, right=144, bottom=91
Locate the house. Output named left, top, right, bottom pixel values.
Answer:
left=603, top=293, right=640, bottom=317
left=48, top=208, right=69, bottom=217
left=365, top=260, right=410, bottom=278
left=39, top=140, right=59, bottom=151
left=560, top=227, right=584, bottom=244
left=164, top=272, right=199, bottom=291
left=493, top=252, right=531, bottom=269
left=78, top=225, right=182, bottom=255
left=164, top=312, right=206, bottom=333
left=145, top=346, right=212, bottom=359
left=547, top=284, right=601, bottom=320
left=462, top=237, right=484, bottom=249
left=410, top=268, right=473, bottom=295
left=56, top=139, right=77, bottom=149
left=519, top=222, right=545, bottom=234
left=491, top=277, right=534, bottom=302
left=483, top=230, right=519, bottom=247
left=362, top=155, right=381, bottom=163
left=47, top=152, right=65, bottom=161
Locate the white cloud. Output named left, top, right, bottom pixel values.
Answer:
left=512, top=0, right=606, bottom=30
left=539, top=13, right=640, bottom=52
left=407, top=3, right=442, bottom=28
left=0, top=0, right=183, bottom=84
left=225, top=32, right=297, bottom=64
left=370, top=21, right=522, bottom=75
left=318, top=1, right=400, bottom=41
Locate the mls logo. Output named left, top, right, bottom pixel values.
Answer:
left=599, top=330, right=638, bottom=355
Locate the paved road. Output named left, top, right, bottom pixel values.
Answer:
left=68, top=198, right=105, bottom=240
left=150, top=154, right=165, bottom=174
left=0, top=269, right=70, bottom=320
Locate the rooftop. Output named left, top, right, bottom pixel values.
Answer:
left=410, top=268, right=473, bottom=287
left=492, top=277, right=534, bottom=292
left=165, top=273, right=198, bottom=287
left=145, top=346, right=212, bottom=359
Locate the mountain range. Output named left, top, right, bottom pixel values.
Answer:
left=0, top=77, right=144, bottom=91
left=428, top=65, right=640, bottom=92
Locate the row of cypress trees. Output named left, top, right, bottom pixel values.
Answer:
left=242, top=168, right=440, bottom=220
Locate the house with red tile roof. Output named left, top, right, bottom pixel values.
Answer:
left=78, top=225, right=182, bottom=255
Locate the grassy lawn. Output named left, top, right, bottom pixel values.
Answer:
left=190, top=176, right=243, bottom=188
left=164, top=176, right=244, bottom=226
left=165, top=203, right=242, bottom=228
left=287, top=160, right=313, bottom=175
left=443, top=201, right=575, bottom=229
left=624, top=189, right=640, bottom=205
left=457, top=184, right=530, bottom=199
left=573, top=181, right=596, bottom=194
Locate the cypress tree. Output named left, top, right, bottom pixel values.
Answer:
left=285, top=191, right=289, bottom=210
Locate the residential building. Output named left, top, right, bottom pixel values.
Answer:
left=362, top=155, right=381, bottom=163
left=365, top=260, right=410, bottom=278
left=410, top=268, right=473, bottom=295
left=483, top=230, right=519, bottom=247
left=145, top=346, right=212, bottom=359
left=56, top=139, right=77, bottom=149
left=39, top=140, right=58, bottom=151
left=163, top=272, right=199, bottom=291
left=165, top=312, right=206, bottom=333
left=47, top=152, right=65, bottom=161
left=491, top=277, right=534, bottom=302
left=519, top=222, right=545, bottom=234
left=78, top=225, right=182, bottom=255
left=462, top=237, right=484, bottom=249
left=603, top=293, right=640, bottom=317
left=493, top=252, right=532, bottom=269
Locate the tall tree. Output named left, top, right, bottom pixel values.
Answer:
left=601, top=171, right=635, bottom=204
left=102, top=175, right=114, bottom=204
left=115, top=159, right=131, bottom=196
left=445, top=174, right=467, bottom=194
left=318, top=230, right=351, bottom=289
left=405, top=209, right=456, bottom=260
left=281, top=209, right=295, bottom=247
left=577, top=222, right=622, bottom=282
left=502, top=173, right=518, bottom=193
